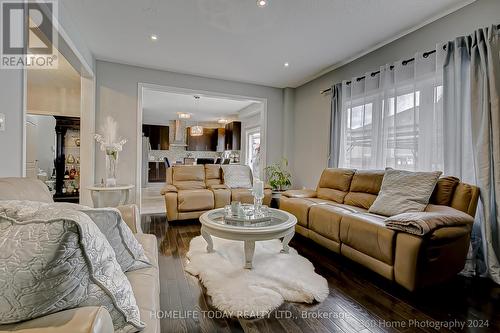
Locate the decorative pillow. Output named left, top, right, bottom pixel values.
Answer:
left=221, top=165, right=253, bottom=189
left=0, top=201, right=144, bottom=332
left=81, top=208, right=151, bottom=272
left=368, top=169, right=442, bottom=216
left=9, top=201, right=151, bottom=272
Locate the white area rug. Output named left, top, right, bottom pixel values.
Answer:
left=185, top=236, right=329, bottom=317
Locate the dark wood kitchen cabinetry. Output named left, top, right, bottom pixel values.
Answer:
left=217, top=128, right=225, bottom=152
left=186, top=128, right=218, bottom=151
left=148, top=162, right=166, bottom=182
left=224, top=121, right=241, bottom=150
left=143, top=125, right=169, bottom=150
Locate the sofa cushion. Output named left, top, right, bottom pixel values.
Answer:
left=344, top=170, right=385, bottom=209
left=172, top=165, right=206, bottom=190
left=230, top=188, right=254, bottom=204
left=309, top=205, right=360, bottom=243
left=340, top=213, right=396, bottom=265
left=221, top=165, right=253, bottom=189
left=177, top=189, right=214, bottom=212
left=430, top=176, right=460, bottom=206
left=205, top=164, right=222, bottom=186
left=368, top=169, right=442, bottom=216
left=280, top=197, right=327, bottom=228
left=316, top=168, right=355, bottom=203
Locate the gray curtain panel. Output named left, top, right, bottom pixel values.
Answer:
left=444, top=25, right=500, bottom=283
left=328, top=83, right=342, bottom=168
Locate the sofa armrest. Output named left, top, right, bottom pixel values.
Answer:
left=282, top=189, right=317, bottom=198
left=394, top=224, right=471, bottom=291
left=429, top=225, right=472, bottom=243
left=116, top=204, right=142, bottom=234
left=0, top=306, right=113, bottom=333
left=160, top=184, right=178, bottom=195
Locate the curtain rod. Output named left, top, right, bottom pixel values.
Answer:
left=320, top=48, right=438, bottom=95
left=320, top=23, right=500, bottom=95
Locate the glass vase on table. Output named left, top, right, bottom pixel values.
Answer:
left=253, top=179, right=265, bottom=216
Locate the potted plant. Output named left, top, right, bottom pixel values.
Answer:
left=265, top=158, right=292, bottom=191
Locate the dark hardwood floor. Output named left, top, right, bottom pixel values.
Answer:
left=141, top=214, right=500, bottom=333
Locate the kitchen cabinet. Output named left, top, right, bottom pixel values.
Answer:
left=217, top=128, right=225, bottom=152
left=143, top=125, right=169, bottom=150
left=148, top=162, right=166, bottom=182
left=186, top=128, right=218, bottom=151
left=224, top=121, right=241, bottom=150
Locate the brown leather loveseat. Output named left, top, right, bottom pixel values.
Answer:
left=280, top=168, right=479, bottom=291
left=161, top=164, right=272, bottom=221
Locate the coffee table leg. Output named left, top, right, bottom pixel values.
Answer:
left=244, top=240, right=255, bottom=269
left=201, top=227, right=214, bottom=253
left=281, top=230, right=295, bottom=254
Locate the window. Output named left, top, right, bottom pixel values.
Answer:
left=340, top=80, right=443, bottom=171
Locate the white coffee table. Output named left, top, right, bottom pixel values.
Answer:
left=199, top=207, right=297, bottom=269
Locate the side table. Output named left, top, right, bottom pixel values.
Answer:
left=88, top=184, right=134, bottom=208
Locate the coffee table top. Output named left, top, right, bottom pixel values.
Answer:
left=200, top=207, right=296, bottom=234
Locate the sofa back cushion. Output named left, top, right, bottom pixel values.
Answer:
left=316, top=168, right=355, bottom=203
left=344, top=170, right=385, bottom=209
left=0, top=177, right=54, bottom=203
left=429, top=176, right=460, bottom=206
left=205, top=164, right=222, bottom=186
left=171, top=165, right=206, bottom=190
left=450, top=183, right=479, bottom=217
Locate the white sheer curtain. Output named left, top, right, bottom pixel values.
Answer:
left=339, top=47, right=447, bottom=172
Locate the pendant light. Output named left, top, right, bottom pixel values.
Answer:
left=190, top=96, right=203, bottom=136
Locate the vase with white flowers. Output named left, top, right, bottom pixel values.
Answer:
left=94, top=116, right=127, bottom=187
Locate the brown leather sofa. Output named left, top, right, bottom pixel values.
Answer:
left=280, top=168, right=480, bottom=291
left=161, top=164, right=272, bottom=221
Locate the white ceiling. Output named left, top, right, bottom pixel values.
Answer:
left=61, top=0, right=471, bottom=88
left=142, top=89, right=256, bottom=124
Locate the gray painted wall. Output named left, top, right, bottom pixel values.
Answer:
left=0, top=70, right=24, bottom=177
left=292, top=0, right=500, bottom=189
left=95, top=60, right=284, bottom=202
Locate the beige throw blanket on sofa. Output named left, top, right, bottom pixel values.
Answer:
left=384, top=211, right=474, bottom=235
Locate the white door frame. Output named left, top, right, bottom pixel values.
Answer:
left=136, top=83, right=268, bottom=211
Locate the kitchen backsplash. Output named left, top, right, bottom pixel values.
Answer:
left=149, top=146, right=221, bottom=163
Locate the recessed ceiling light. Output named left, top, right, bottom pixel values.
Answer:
left=257, top=0, right=267, bottom=8
left=150, top=34, right=158, bottom=41
left=284, top=62, right=289, bottom=67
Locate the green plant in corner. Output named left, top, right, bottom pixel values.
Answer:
left=265, top=158, right=292, bottom=191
